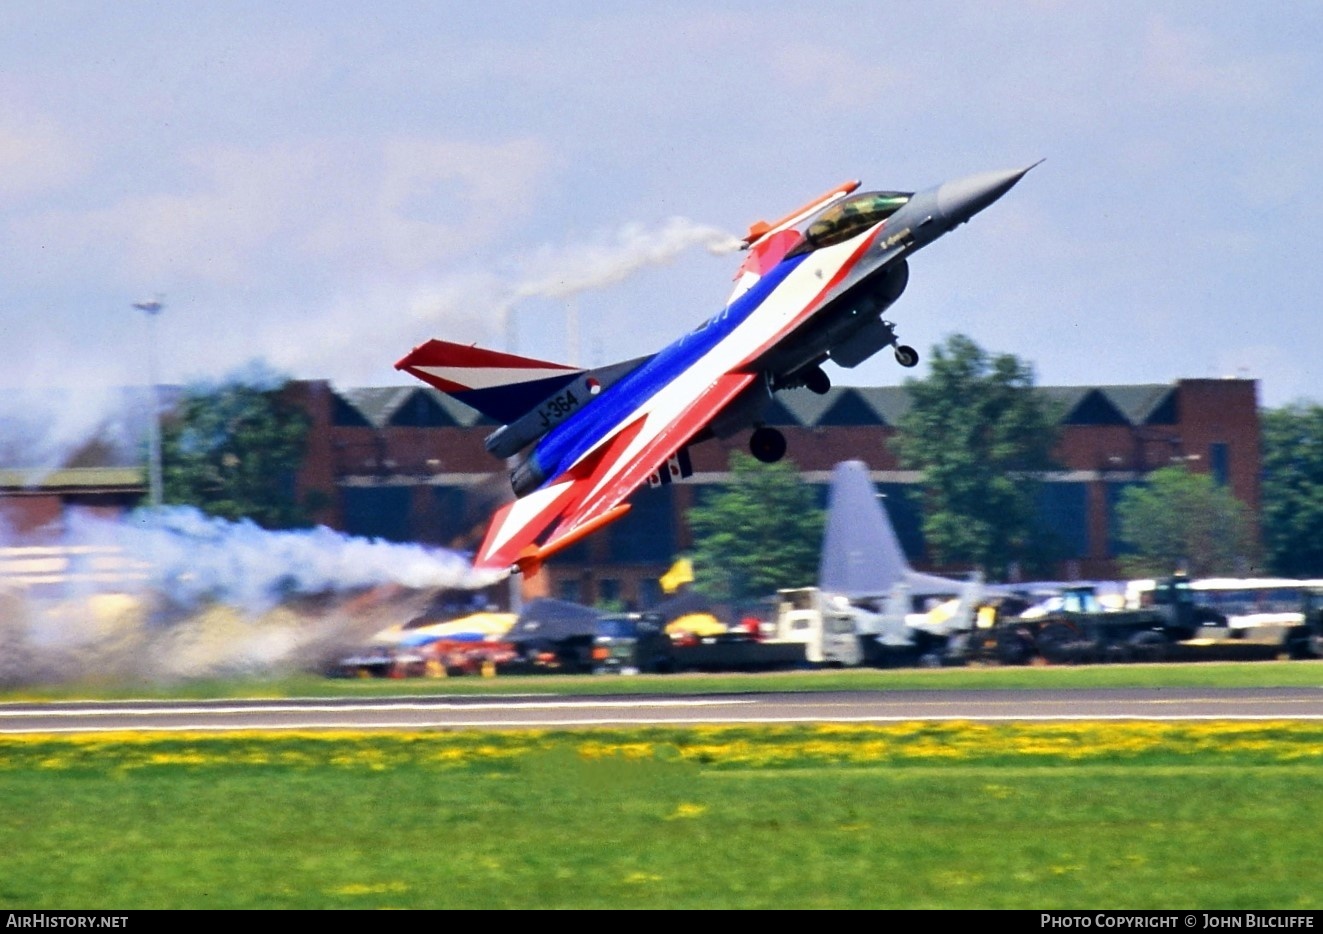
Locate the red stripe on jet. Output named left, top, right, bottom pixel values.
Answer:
left=740, top=229, right=883, bottom=368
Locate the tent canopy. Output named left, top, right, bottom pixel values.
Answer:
left=503, top=598, right=603, bottom=643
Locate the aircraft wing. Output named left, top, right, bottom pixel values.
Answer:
left=474, top=370, right=759, bottom=573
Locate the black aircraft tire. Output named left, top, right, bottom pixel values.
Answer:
left=750, top=426, right=787, bottom=463
left=895, top=345, right=919, bottom=368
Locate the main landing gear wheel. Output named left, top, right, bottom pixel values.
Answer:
left=749, top=426, right=787, bottom=463
left=894, top=345, right=919, bottom=368
left=803, top=366, right=831, bottom=395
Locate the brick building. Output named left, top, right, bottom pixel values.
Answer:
left=0, top=377, right=1259, bottom=607
left=288, top=376, right=1261, bottom=607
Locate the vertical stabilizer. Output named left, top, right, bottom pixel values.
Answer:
left=818, top=460, right=966, bottom=599
left=819, top=461, right=911, bottom=598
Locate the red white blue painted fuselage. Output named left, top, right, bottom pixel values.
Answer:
left=397, top=165, right=1036, bottom=572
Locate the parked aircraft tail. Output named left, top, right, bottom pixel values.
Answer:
left=818, top=460, right=967, bottom=600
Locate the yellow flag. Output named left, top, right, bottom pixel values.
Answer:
left=660, top=558, right=694, bottom=594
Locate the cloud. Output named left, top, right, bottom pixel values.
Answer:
left=1141, top=15, right=1282, bottom=106
left=770, top=41, right=903, bottom=111
left=259, top=216, right=743, bottom=384
left=0, top=110, right=86, bottom=202
left=9, top=134, right=553, bottom=291
left=252, top=272, right=511, bottom=388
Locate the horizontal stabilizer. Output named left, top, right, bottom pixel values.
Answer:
left=395, top=340, right=582, bottom=425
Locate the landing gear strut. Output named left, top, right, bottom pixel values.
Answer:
left=879, top=317, right=919, bottom=368
left=894, top=343, right=919, bottom=368
left=749, top=426, right=786, bottom=464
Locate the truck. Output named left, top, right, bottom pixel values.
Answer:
left=667, top=629, right=809, bottom=672
left=580, top=610, right=809, bottom=675
left=560, top=611, right=677, bottom=675
left=501, top=603, right=809, bottom=675
left=773, top=577, right=987, bottom=668
left=983, top=575, right=1323, bottom=665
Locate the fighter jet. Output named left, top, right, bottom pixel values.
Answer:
left=397, top=164, right=1037, bottom=573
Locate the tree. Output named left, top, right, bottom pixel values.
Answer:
left=1259, top=403, right=1323, bottom=577
left=890, top=333, right=1061, bottom=578
left=1114, top=465, right=1255, bottom=578
left=686, top=451, right=824, bottom=603
left=160, top=366, right=313, bottom=529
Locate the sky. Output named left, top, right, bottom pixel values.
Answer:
left=3, top=1, right=1321, bottom=413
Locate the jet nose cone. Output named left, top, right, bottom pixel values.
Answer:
left=936, top=162, right=1038, bottom=227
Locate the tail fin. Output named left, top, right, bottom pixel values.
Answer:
left=818, top=460, right=966, bottom=599
left=395, top=340, right=581, bottom=425
left=818, top=460, right=913, bottom=598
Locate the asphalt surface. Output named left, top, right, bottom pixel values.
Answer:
left=3, top=686, right=1323, bottom=733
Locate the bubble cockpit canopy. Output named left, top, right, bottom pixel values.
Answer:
left=802, top=191, right=912, bottom=252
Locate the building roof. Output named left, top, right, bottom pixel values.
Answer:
left=324, top=381, right=1202, bottom=432
left=0, top=378, right=1239, bottom=476
left=335, top=386, right=493, bottom=429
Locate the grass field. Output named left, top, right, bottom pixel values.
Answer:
left=3, top=661, right=1321, bottom=909
left=2, top=721, right=1322, bottom=909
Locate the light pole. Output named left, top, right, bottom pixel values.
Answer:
left=132, top=296, right=164, bottom=509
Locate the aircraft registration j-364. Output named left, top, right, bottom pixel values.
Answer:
left=397, top=164, right=1038, bottom=575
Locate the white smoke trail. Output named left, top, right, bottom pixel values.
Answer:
left=511, top=216, right=743, bottom=301
left=0, top=508, right=505, bottom=686
left=0, top=386, right=141, bottom=485
left=74, top=506, right=503, bottom=613
left=0, top=586, right=438, bottom=686
left=0, top=213, right=747, bottom=682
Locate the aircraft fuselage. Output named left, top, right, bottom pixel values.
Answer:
left=507, top=166, right=1035, bottom=495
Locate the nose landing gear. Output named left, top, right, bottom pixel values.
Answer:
left=880, top=318, right=919, bottom=368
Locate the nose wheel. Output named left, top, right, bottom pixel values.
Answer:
left=750, top=426, right=787, bottom=463
left=877, top=317, right=919, bottom=368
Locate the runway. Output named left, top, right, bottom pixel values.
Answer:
left=3, top=686, right=1323, bottom=733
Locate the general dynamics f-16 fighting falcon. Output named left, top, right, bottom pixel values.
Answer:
left=397, top=164, right=1038, bottom=574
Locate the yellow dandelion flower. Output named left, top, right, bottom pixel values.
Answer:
left=667, top=802, right=707, bottom=820
left=328, top=881, right=410, bottom=896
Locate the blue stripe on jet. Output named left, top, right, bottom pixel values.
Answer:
left=526, top=251, right=810, bottom=486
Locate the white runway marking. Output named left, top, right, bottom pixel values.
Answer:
left=0, top=697, right=755, bottom=718
left=6, top=712, right=1323, bottom=735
